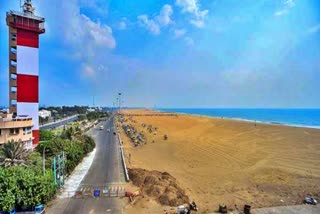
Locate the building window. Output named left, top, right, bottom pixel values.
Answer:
left=9, top=128, right=19, bottom=135
left=0, top=129, right=2, bottom=136
left=23, top=127, right=32, bottom=135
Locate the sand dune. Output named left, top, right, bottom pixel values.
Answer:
left=119, top=109, right=320, bottom=212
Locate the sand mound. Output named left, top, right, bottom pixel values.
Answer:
left=128, top=168, right=189, bottom=206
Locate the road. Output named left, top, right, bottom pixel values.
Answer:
left=47, top=117, right=126, bottom=214
left=40, top=115, right=79, bottom=130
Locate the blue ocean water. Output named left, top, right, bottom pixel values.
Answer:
left=157, top=108, right=320, bottom=129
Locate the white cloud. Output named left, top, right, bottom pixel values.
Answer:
left=117, top=17, right=128, bottom=30
left=118, top=21, right=127, bottom=30
left=37, top=0, right=116, bottom=79
left=184, top=37, right=194, bottom=46
left=284, top=0, right=295, bottom=8
left=156, top=4, right=173, bottom=26
left=274, top=0, right=295, bottom=17
left=175, top=0, right=209, bottom=28
left=174, top=29, right=187, bottom=38
left=138, top=15, right=161, bottom=35
left=176, top=0, right=198, bottom=13
left=137, top=4, right=173, bottom=35
left=307, top=24, right=320, bottom=34
left=81, top=15, right=115, bottom=48
left=82, top=64, right=95, bottom=77
left=274, top=10, right=288, bottom=16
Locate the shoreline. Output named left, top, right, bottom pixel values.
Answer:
left=154, top=109, right=320, bottom=130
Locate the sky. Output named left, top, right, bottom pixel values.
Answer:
left=0, top=0, right=320, bottom=108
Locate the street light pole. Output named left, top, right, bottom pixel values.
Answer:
left=42, top=145, right=46, bottom=176
left=118, top=93, right=122, bottom=114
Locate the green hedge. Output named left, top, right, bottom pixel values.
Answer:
left=0, top=128, right=95, bottom=211
left=0, top=166, right=56, bottom=211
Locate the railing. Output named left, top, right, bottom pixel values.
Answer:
left=7, top=10, right=45, bottom=22
left=116, top=123, right=130, bottom=182
left=7, top=10, right=45, bottom=33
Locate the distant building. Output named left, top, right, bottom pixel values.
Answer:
left=39, top=109, right=51, bottom=118
left=87, top=108, right=96, bottom=112
left=6, top=0, right=45, bottom=145
left=0, top=112, right=33, bottom=149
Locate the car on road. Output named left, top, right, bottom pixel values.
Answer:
left=99, top=126, right=104, bottom=130
left=107, top=129, right=110, bottom=132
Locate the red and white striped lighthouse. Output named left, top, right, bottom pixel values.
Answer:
left=6, top=0, right=45, bottom=146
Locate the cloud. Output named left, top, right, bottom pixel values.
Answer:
left=175, top=0, right=209, bottom=28
left=36, top=0, right=116, bottom=81
left=184, top=37, right=194, bottom=46
left=174, top=28, right=187, bottom=38
left=82, top=64, right=95, bottom=77
left=118, top=21, right=127, bottom=30
left=156, top=4, right=173, bottom=26
left=81, top=15, right=115, bottom=48
left=138, top=15, right=161, bottom=35
left=137, top=4, right=173, bottom=35
left=274, top=0, right=295, bottom=17
left=307, top=24, right=320, bottom=34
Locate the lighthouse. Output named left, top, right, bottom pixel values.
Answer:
left=6, top=0, right=45, bottom=146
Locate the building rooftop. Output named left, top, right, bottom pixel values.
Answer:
left=0, top=112, right=32, bottom=122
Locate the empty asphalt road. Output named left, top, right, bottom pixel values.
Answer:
left=47, top=117, right=126, bottom=214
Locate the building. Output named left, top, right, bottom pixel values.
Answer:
left=0, top=112, right=33, bottom=150
left=6, top=0, right=45, bottom=145
left=87, top=108, right=96, bottom=112
left=39, top=109, right=51, bottom=118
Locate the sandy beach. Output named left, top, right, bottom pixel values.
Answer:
left=120, top=109, right=320, bottom=213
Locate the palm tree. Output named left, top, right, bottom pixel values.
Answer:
left=0, top=140, right=30, bottom=167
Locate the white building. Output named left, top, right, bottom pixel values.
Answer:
left=39, top=110, right=51, bottom=118
left=87, top=108, right=96, bottom=112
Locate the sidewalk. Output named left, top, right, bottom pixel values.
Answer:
left=251, top=204, right=320, bottom=214
left=222, top=204, right=319, bottom=214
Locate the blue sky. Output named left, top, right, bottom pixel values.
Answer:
left=0, top=0, right=320, bottom=108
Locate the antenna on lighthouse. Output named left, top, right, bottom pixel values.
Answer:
left=23, top=0, right=35, bottom=15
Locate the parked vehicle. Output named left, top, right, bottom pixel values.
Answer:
left=304, top=197, right=317, bottom=205
left=1, top=204, right=45, bottom=214
left=177, top=205, right=190, bottom=214
left=99, top=125, right=104, bottom=130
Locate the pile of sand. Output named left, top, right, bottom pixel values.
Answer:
left=128, top=168, right=189, bottom=206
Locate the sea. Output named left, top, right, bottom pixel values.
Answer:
left=157, top=108, right=320, bottom=129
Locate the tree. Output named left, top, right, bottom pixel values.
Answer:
left=0, top=168, right=16, bottom=211
left=0, top=140, right=30, bottom=168
left=0, top=167, right=56, bottom=211
left=39, top=130, right=55, bottom=141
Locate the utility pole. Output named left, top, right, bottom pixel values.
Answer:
left=118, top=93, right=122, bottom=114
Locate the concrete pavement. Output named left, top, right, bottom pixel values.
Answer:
left=47, top=117, right=126, bottom=214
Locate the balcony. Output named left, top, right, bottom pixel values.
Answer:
left=10, top=52, right=16, bottom=61
left=10, top=105, right=17, bottom=114
left=10, top=65, right=17, bottom=73
left=10, top=91, right=17, bottom=100
left=10, top=78, right=17, bottom=87
left=6, top=11, right=45, bottom=34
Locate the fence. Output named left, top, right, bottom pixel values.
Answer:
left=115, top=121, right=130, bottom=182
